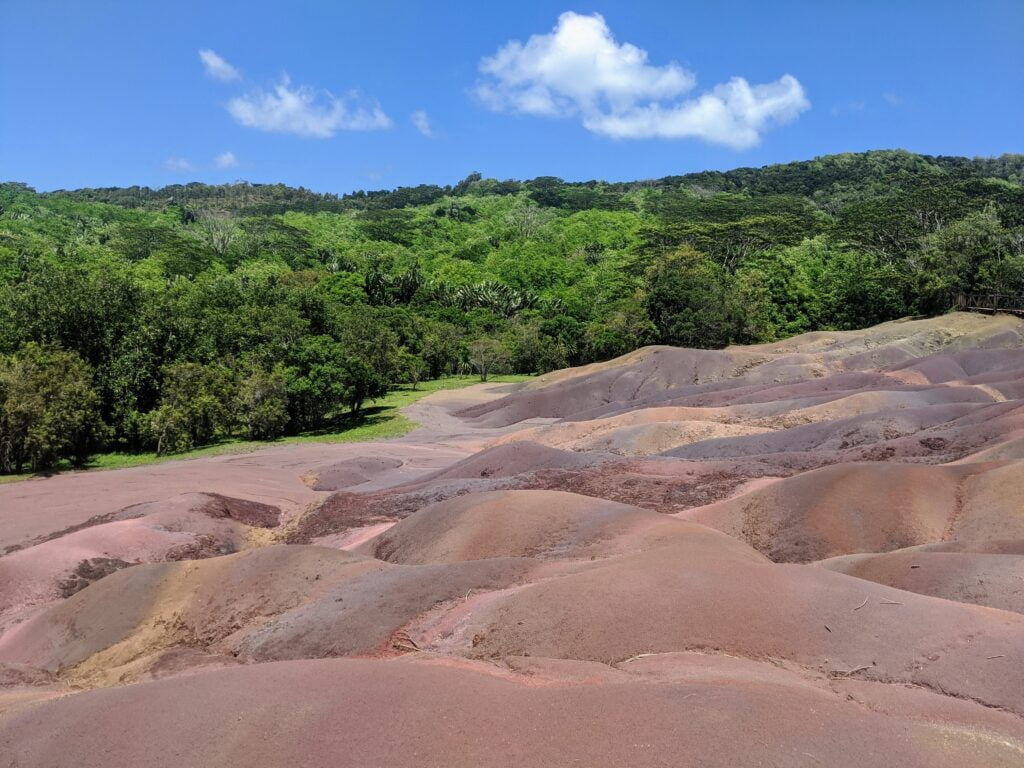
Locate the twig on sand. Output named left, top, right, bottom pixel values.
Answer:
left=987, top=654, right=1006, bottom=660
left=853, top=597, right=868, bottom=611
left=621, top=653, right=659, bottom=664
left=831, top=665, right=870, bottom=677
left=391, top=630, right=421, bottom=653
left=880, top=599, right=902, bottom=605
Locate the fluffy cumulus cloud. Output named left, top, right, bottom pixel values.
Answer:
left=476, top=12, right=809, bottom=149
left=226, top=76, right=392, bottom=138
left=214, top=151, right=238, bottom=169
left=411, top=109, right=435, bottom=137
left=199, top=49, right=241, bottom=82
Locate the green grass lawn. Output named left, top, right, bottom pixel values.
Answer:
left=0, top=374, right=532, bottom=483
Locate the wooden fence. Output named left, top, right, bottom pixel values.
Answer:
left=952, top=292, right=1024, bottom=316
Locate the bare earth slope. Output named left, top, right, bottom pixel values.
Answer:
left=3, top=312, right=1024, bottom=766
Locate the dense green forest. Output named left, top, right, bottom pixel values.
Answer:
left=2, top=150, right=1023, bottom=472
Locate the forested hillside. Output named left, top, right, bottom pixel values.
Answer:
left=2, top=150, right=1023, bottom=471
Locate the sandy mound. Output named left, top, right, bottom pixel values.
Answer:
left=306, top=456, right=404, bottom=490
left=495, top=409, right=770, bottom=456
left=683, top=463, right=972, bottom=562
left=462, top=313, right=1024, bottom=426
left=952, top=460, right=1024, bottom=546
left=0, top=545, right=557, bottom=685
left=362, top=489, right=757, bottom=565
left=3, top=655, right=1023, bottom=768
left=288, top=445, right=620, bottom=545
left=818, top=549, right=1024, bottom=614
left=764, top=385, right=1004, bottom=427
left=417, top=441, right=610, bottom=482
left=419, top=538, right=1024, bottom=714
left=0, top=546, right=379, bottom=681
left=664, top=403, right=987, bottom=460
left=684, top=459, right=1024, bottom=562
left=6, top=313, right=1024, bottom=766
left=0, top=493, right=277, bottom=634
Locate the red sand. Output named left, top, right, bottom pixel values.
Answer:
left=3, top=313, right=1024, bottom=765
left=6, top=655, right=1024, bottom=768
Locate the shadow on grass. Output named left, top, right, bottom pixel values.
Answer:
left=297, top=407, right=393, bottom=436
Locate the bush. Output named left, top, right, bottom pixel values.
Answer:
left=147, top=403, right=195, bottom=455
left=644, top=248, right=741, bottom=348
left=468, top=338, right=511, bottom=381
left=238, top=367, right=289, bottom=440
left=147, top=363, right=237, bottom=454
left=0, top=343, right=107, bottom=472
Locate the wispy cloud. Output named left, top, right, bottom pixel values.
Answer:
left=411, top=110, right=435, bottom=137
left=226, top=76, right=392, bottom=138
left=214, top=151, right=239, bottom=169
left=830, top=100, right=866, bottom=117
left=475, top=12, right=809, bottom=149
left=883, top=92, right=902, bottom=106
left=199, top=49, right=241, bottom=82
left=163, top=156, right=194, bottom=173
left=363, top=165, right=393, bottom=183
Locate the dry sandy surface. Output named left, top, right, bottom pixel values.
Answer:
left=0, top=381, right=531, bottom=554
left=3, top=313, right=1024, bottom=767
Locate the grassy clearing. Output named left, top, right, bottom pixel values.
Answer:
left=4, top=374, right=532, bottom=482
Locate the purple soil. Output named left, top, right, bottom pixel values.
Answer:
left=3, top=313, right=1024, bottom=766
left=415, top=441, right=613, bottom=482
left=307, top=456, right=404, bottom=491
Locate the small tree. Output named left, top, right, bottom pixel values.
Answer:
left=643, top=248, right=741, bottom=349
left=147, top=404, right=193, bottom=455
left=196, top=210, right=237, bottom=259
left=395, top=348, right=427, bottom=390
left=148, top=363, right=237, bottom=454
left=421, top=321, right=465, bottom=379
left=339, top=353, right=391, bottom=416
left=468, top=338, right=510, bottom=382
left=238, top=367, right=289, bottom=440
left=0, top=343, right=107, bottom=472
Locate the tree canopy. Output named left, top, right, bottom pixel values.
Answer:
left=2, top=149, right=1022, bottom=469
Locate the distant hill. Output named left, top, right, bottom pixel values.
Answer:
left=1, top=149, right=1022, bottom=469
left=32, top=149, right=1024, bottom=215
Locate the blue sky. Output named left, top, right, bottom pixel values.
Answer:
left=2, top=0, right=1022, bottom=193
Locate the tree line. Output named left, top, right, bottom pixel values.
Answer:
left=1, top=149, right=1022, bottom=472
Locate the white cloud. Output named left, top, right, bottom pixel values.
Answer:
left=883, top=92, right=901, bottom=106
left=163, top=156, right=194, bottom=173
left=199, top=49, right=241, bottom=82
left=214, top=151, right=239, bottom=169
left=475, top=12, right=809, bottom=149
left=830, top=100, right=866, bottom=117
left=226, top=76, right=392, bottom=138
left=411, top=110, right=435, bottom=137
